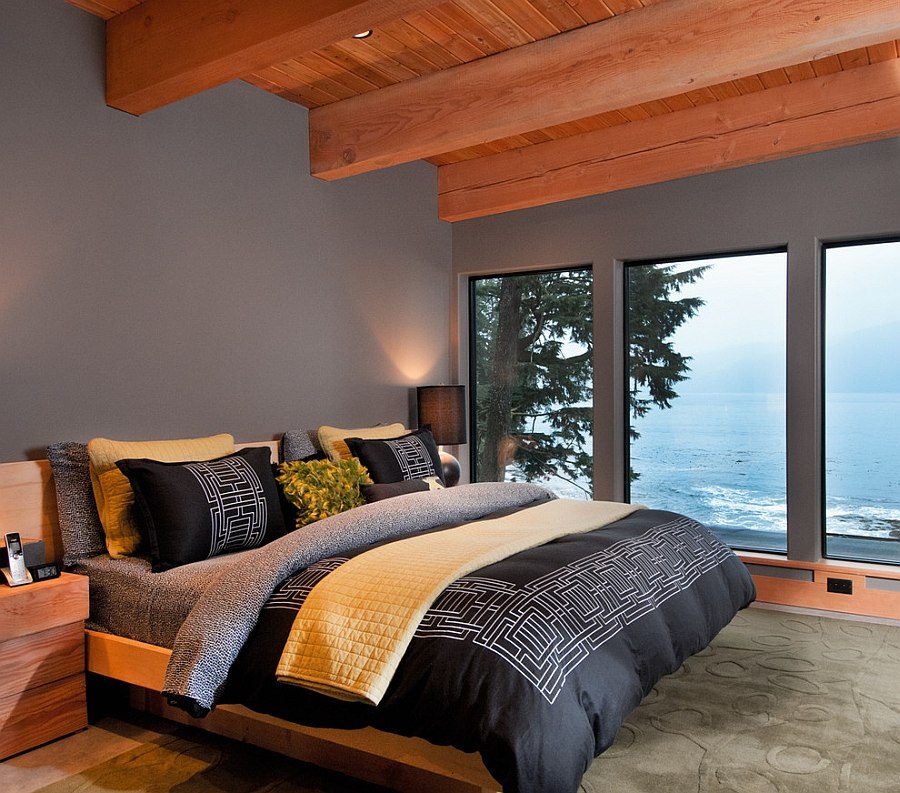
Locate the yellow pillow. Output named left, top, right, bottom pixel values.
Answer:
left=87, top=433, right=234, bottom=558
left=317, top=423, right=407, bottom=463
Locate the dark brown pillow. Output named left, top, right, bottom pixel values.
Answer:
left=361, top=479, right=430, bottom=503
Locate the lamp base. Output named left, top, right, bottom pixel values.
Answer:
left=439, top=451, right=461, bottom=488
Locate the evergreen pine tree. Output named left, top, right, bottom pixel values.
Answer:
left=472, top=264, right=706, bottom=493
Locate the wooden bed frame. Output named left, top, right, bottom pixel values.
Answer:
left=0, top=445, right=500, bottom=793
left=3, top=443, right=900, bottom=791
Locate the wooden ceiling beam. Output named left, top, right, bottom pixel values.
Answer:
left=437, top=58, right=900, bottom=221
left=104, top=0, right=440, bottom=115
left=65, top=0, right=140, bottom=20
left=309, top=0, right=900, bottom=179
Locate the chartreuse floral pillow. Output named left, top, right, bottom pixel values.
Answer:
left=276, top=458, right=373, bottom=529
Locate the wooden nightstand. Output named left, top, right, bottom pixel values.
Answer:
left=0, top=572, right=89, bottom=759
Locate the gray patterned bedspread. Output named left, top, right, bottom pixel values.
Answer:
left=162, top=482, right=555, bottom=713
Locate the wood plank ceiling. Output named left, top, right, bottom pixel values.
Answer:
left=67, top=0, right=900, bottom=221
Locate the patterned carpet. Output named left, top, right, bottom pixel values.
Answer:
left=583, top=606, right=900, bottom=792
left=31, top=606, right=900, bottom=793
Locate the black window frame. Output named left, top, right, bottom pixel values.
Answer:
left=821, top=234, right=900, bottom=565
left=623, top=246, right=788, bottom=554
left=467, top=264, right=594, bottom=490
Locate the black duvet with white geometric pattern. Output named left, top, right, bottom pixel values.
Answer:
left=219, top=505, right=755, bottom=793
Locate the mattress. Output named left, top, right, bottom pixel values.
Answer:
left=73, top=551, right=248, bottom=648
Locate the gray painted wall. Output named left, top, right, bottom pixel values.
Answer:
left=452, top=136, right=900, bottom=560
left=0, top=1, right=451, bottom=461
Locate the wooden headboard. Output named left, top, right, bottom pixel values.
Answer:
left=0, top=459, right=61, bottom=561
left=0, top=441, right=280, bottom=564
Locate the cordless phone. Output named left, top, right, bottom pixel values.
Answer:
left=2, top=532, right=33, bottom=586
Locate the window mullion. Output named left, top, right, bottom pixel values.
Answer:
left=785, top=240, right=823, bottom=562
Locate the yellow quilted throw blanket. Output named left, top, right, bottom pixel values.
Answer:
left=275, top=498, right=644, bottom=705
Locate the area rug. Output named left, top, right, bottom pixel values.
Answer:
left=32, top=606, right=900, bottom=793
left=583, top=606, right=900, bottom=792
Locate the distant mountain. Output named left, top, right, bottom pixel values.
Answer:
left=673, top=321, right=900, bottom=394
left=827, top=320, right=900, bottom=393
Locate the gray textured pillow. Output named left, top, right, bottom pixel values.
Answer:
left=47, top=441, right=107, bottom=566
left=280, top=429, right=321, bottom=462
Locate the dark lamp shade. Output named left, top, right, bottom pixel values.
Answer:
left=416, top=385, right=467, bottom=446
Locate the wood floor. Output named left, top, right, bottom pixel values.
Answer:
left=0, top=713, right=158, bottom=793
left=0, top=706, right=396, bottom=793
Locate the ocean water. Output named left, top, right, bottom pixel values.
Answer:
left=631, top=392, right=787, bottom=538
left=531, top=392, right=900, bottom=545
left=822, top=392, right=900, bottom=540
left=634, top=392, right=900, bottom=542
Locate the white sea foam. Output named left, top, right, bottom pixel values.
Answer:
left=498, top=392, right=899, bottom=555
left=611, top=392, right=898, bottom=546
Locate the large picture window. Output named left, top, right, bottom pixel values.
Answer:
left=469, top=267, right=593, bottom=498
left=626, top=251, right=787, bottom=552
left=824, top=238, right=900, bottom=564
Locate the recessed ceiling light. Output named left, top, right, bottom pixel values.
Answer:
left=353, top=30, right=373, bottom=39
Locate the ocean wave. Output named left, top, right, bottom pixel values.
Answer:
left=826, top=503, right=900, bottom=539
left=692, top=484, right=787, bottom=533
left=523, top=472, right=900, bottom=544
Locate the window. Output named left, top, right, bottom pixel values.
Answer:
left=469, top=267, right=593, bottom=498
left=824, top=238, right=900, bottom=564
left=626, top=251, right=787, bottom=552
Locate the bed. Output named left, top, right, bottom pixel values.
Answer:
left=3, top=430, right=755, bottom=793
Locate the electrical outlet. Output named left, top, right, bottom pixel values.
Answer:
left=826, top=577, right=853, bottom=595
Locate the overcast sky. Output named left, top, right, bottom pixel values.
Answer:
left=666, top=241, right=898, bottom=357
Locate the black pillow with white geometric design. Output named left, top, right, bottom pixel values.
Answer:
left=117, top=446, right=287, bottom=572
left=345, top=427, right=443, bottom=486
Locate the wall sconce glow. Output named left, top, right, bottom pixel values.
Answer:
left=368, top=320, right=442, bottom=381
left=353, top=30, right=373, bottom=39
